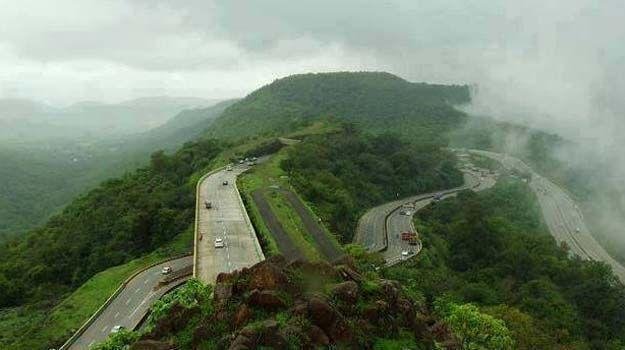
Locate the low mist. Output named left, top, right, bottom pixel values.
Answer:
left=1, top=1, right=623, bottom=250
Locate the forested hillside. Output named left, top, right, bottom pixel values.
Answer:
left=0, top=100, right=231, bottom=238
left=384, top=180, right=625, bottom=348
left=450, top=116, right=625, bottom=264
left=207, top=72, right=470, bottom=144
left=282, top=126, right=463, bottom=241
left=0, top=139, right=223, bottom=307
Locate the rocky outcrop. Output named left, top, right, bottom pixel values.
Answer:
left=136, top=255, right=440, bottom=349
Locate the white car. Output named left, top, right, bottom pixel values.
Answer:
left=110, top=325, right=125, bottom=334
left=401, top=251, right=410, bottom=260
left=214, top=237, right=225, bottom=248
left=161, top=266, right=172, bottom=274
left=575, top=227, right=581, bottom=233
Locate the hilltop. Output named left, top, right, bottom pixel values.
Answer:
left=206, top=72, right=470, bottom=143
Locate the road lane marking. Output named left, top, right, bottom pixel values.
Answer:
left=114, top=311, right=120, bottom=319
left=144, top=279, right=149, bottom=285
left=129, top=290, right=157, bottom=319
left=101, top=325, right=108, bottom=333
left=135, top=288, right=141, bottom=294
left=125, top=297, right=132, bottom=305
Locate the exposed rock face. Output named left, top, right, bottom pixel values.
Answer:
left=136, top=255, right=433, bottom=349
left=248, top=256, right=288, bottom=290
left=332, top=280, right=359, bottom=304
left=142, top=302, right=199, bottom=340
left=233, top=304, right=252, bottom=328
left=248, top=289, right=286, bottom=309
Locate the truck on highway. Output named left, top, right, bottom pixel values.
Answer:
left=401, top=232, right=417, bottom=241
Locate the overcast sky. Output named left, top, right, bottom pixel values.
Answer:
left=1, top=1, right=624, bottom=146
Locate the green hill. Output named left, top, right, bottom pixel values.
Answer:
left=0, top=72, right=472, bottom=348
left=207, top=72, right=470, bottom=143
left=0, top=100, right=232, bottom=238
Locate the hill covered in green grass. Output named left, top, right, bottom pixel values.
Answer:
left=207, top=72, right=470, bottom=144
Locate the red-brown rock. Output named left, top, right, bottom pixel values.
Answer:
left=248, top=289, right=286, bottom=310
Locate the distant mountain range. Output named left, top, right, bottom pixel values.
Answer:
left=0, top=96, right=220, bottom=144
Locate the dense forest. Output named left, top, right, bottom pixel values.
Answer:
left=0, top=139, right=223, bottom=308
left=0, top=100, right=231, bottom=238
left=207, top=72, right=470, bottom=145
left=91, top=178, right=625, bottom=349
left=383, top=179, right=625, bottom=349
left=450, top=116, right=625, bottom=265
left=281, top=126, right=463, bottom=241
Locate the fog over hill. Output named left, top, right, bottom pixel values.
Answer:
left=0, top=96, right=218, bottom=143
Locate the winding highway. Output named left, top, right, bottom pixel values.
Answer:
left=66, top=256, right=192, bottom=349
left=470, top=149, right=625, bottom=283
left=63, top=161, right=264, bottom=349
left=355, top=167, right=497, bottom=265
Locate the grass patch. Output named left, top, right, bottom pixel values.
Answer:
left=1, top=228, right=193, bottom=350
left=239, top=150, right=326, bottom=261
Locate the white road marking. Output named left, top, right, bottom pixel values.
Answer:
left=125, top=297, right=132, bottom=305
left=129, top=290, right=157, bottom=319
left=114, top=311, right=120, bottom=319
left=101, top=325, right=108, bottom=333
left=144, top=279, right=149, bottom=285
left=89, top=340, right=95, bottom=347
left=135, top=288, right=141, bottom=294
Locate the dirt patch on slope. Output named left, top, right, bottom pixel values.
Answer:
left=282, top=190, right=344, bottom=263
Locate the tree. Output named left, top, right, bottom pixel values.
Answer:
left=435, top=300, right=514, bottom=350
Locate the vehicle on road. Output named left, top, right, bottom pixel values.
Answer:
left=161, top=266, right=172, bottom=274
left=239, top=160, right=244, bottom=164
left=401, top=232, right=417, bottom=241
left=576, top=227, right=581, bottom=233
left=205, top=201, right=212, bottom=209
left=433, top=193, right=443, bottom=201
left=214, top=237, right=225, bottom=248
left=110, top=325, right=125, bottom=334
left=401, top=251, right=409, bottom=260
left=226, top=165, right=233, bottom=171
left=408, top=237, right=419, bottom=246
left=222, top=180, right=229, bottom=186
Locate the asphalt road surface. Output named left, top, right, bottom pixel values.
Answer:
left=354, top=167, right=490, bottom=257
left=470, top=149, right=625, bottom=283
left=382, top=170, right=496, bottom=265
left=68, top=256, right=192, bottom=349
left=195, top=162, right=264, bottom=283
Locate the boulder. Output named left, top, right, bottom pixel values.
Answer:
left=307, top=325, right=330, bottom=346
left=307, top=296, right=338, bottom=330
left=332, top=281, right=359, bottom=304
left=248, top=289, right=286, bottom=310
left=248, top=260, right=288, bottom=291
left=213, top=282, right=233, bottom=306
left=233, top=303, right=253, bottom=328
left=144, top=302, right=199, bottom=339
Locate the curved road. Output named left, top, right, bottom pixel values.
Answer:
left=354, top=165, right=496, bottom=265
left=384, top=169, right=497, bottom=265
left=65, top=161, right=265, bottom=348
left=66, top=256, right=192, bottom=349
left=470, top=149, right=625, bottom=283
